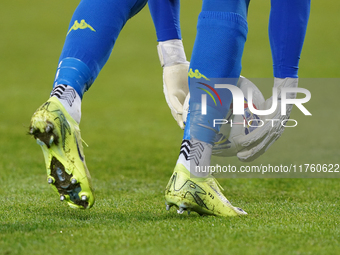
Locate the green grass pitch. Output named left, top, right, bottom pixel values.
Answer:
left=0, top=1, right=339, bottom=254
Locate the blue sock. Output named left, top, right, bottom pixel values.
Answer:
left=184, top=0, right=249, bottom=145
left=148, top=0, right=181, bottom=41
left=54, top=0, right=148, bottom=98
left=269, top=0, right=311, bottom=78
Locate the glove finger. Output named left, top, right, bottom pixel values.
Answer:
left=169, top=95, right=185, bottom=115
left=237, top=132, right=276, bottom=162
left=237, top=130, right=282, bottom=162
left=236, top=121, right=272, bottom=148
left=176, top=114, right=185, bottom=129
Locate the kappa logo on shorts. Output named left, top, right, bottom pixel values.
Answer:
left=67, top=19, right=96, bottom=35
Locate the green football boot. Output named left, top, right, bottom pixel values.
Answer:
left=29, top=97, right=94, bottom=209
left=165, top=164, right=247, bottom=216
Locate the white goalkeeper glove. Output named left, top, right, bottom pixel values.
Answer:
left=235, top=78, right=299, bottom=162
left=157, top=39, right=189, bottom=129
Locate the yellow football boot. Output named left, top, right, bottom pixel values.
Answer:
left=29, top=97, right=94, bottom=209
left=165, top=164, right=247, bottom=216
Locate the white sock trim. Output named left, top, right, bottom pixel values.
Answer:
left=51, top=84, right=82, bottom=124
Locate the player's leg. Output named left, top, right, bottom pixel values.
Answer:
left=54, top=0, right=148, bottom=123
left=165, top=0, right=250, bottom=216
left=185, top=0, right=250, bottom=161
left=269, top=0, right=311, bottom=80
left=234, top=0, right=311, bottom=162
left=269, top=0, right=311, bottom=95
left=29, top=0, right=148, bottom=209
